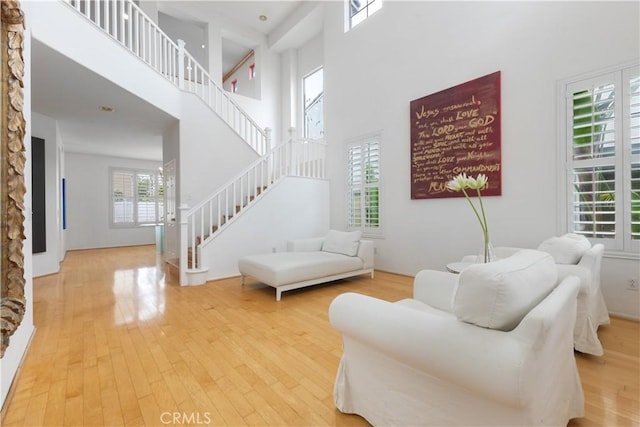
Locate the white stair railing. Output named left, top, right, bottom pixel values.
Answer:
left=180, top=137, right=327, bottom=280
left=63, top=0, right=268, bottom=155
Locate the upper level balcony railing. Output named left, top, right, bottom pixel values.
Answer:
left=63, top=0, right=268, bottom=155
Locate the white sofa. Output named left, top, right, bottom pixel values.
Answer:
left=462, top=234, right=610, bottom=355
left=330, top=250, right=584, bottom=426
left=238, top=230, right=374, bottom=301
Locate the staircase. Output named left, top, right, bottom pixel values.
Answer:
left=62, top=0, right=269, bottom=155
left=60, top=0, right=329, bottom=286
left=179, top=136, right=327, bottom=285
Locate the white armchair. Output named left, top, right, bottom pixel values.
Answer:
left=330, top=250, right=584, bottom=426
left=462, top=235, right=609, bottom=355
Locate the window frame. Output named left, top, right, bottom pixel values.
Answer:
left=557, top=61, right=640, bottom=258
left=347, top=133, right=382, bottom=237
left=302, top=67, right=324, bottom=140
left=109, top=167, right=163, bottom=228
left=345, top=0, right=382, bottom=31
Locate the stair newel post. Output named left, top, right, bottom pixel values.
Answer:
left=179, top=204, right=190, bottom=286
left=264, top=127, right=273, bottom=180
left=288, top=127, right=297, bottom=176
left=265, top=127, right=272, bottom=153
left=177, top=39, right=186, bottom=90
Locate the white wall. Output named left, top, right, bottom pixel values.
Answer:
left=224, top=52, right=258, bottom=99
left=162, top=122, right=180, bottom=262
left=2, top=24, right=35, bottom=409
left=323, top=1, right=640, bottom=317
left=280, top=49, right=297, bottom=135
left=158, top=11, right=208, bottom=69
left=178, top=92, right=260, bottom=207
left=200, top=177, right=330, bottom=281
left=229, top=47, right=282, bottom=145
left=64, top=152, right=161, bottom=250
left=31, top=112, right=62, bottom=277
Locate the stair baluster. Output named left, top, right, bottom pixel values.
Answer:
left=180, top=137, right=326, bottom=284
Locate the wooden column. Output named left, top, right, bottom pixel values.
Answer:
left=1, top=0, right=26, bottom=358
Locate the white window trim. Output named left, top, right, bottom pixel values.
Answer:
left=109, top=167, right=163, bottom=228
left=344, top=0, right=382, bottom=32
left=556, top=60, right=640, bottom=259
left=302, top=67, right=324, bottom=140
left=346, top=131, right=383, bottom=238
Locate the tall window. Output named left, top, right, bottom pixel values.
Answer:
left=303, top=68, right=324, bottom=140
left=111, top=168, right=163, bottom=227
left=346, top=0, right=382, bottom=30
left=562, top=63, right=639, bottom=254
left=348, top=137, right=381, bottom=235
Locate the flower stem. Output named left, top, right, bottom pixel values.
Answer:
left=477, top=187, right=489, bottom=235
left=461, top=188, right=486, bottom=235
left=462, top=188, right=491, bottom=262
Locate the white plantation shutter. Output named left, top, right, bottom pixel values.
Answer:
left=564, top=64, right=639, bottom=253
left=364, top=142, right=380, bottom=229
left=110, top=168, right=163, bottom=227
left=112, top=171, right=135, bottom=224
left=348, top=138, right=381, bottom=235
left=631, top=162, right=640, bottom=242
left=348, top=145, right=363, bottom=228
left=571, top=82, right=616, bottom=160
left=627, top=70, right=640, bottom=248
left=571, top=165, right=616, bottom=239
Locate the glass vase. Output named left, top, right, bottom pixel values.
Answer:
left=477, top=239, right=496, bottom=263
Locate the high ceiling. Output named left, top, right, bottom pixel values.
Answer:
left=156, top=1, right=305, bottom=77
left=31, top=39, right=177, bottom=161
left=30, top=0, right=313, bottom=161
left=159, top=1, right=304, bottom=35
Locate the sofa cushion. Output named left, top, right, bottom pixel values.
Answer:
left=452, top=250, right=558, bottom=331
left=286, top=237, right=324, bottom=252
left=322, top=230, right=362, bottom=257
left=537, top=233, right=591, bottom=264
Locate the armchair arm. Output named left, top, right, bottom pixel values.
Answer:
left=357, top=240, right=374, bottom=269
left=576, top=243, right=604, bottom=290
left=413, top=269, right=457, bottom=312
left=329, top=292, right=531, bottom=408
left=577, top=244, right=603, bottom=271
left=554, top=244, right=603, bottom=294
left=555, top=265, right=591, bottom=293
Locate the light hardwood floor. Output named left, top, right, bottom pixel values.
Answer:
left=1, top=245, right=638, bottom=426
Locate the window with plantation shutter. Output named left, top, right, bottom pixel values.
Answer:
left=110, top=168, right=163, bottom=227
left=562, top=63, right=639, bottom=254
left=348, top=137, right=381, bottom=235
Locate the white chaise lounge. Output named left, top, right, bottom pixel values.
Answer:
left=238, top=230, right=374, bottom=301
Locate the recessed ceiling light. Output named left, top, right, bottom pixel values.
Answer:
left=99, top=106, right=114, bottom=112
left=259, top=15, right=267, bottom=21
left=201, top=44, right=206, bottom=49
